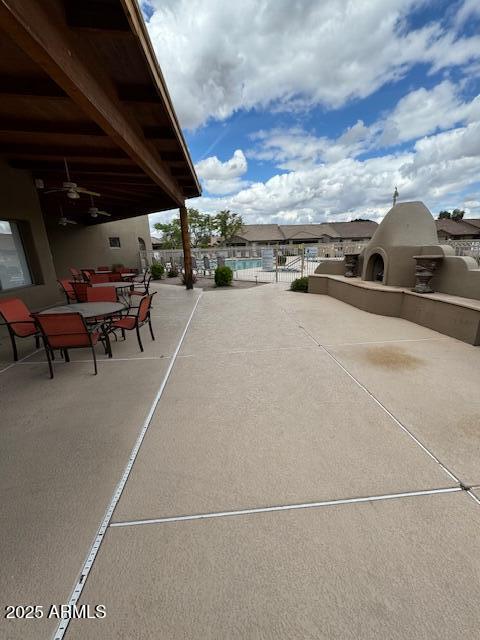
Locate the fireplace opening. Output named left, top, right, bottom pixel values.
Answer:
left=366, top=253, right=384, bottom=283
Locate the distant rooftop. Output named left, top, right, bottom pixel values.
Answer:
left=232, top=220, right=379, bottom=243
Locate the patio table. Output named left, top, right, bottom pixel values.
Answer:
left=39, top=302, right=126, bottom=319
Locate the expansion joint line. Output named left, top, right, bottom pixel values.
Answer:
left=52, top=293, right=202, bottom=640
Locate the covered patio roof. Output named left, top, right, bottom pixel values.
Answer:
left=0, top=0, right=201, bottom=225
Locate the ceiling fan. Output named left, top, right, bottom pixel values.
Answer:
left=57, top=205, right=76, bottom=226
left=88, top=195, right=111, bottom=218
left=44, top=158, right=100, bottom=200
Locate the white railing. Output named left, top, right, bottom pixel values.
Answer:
left=445, top=239, right=480, bottom=265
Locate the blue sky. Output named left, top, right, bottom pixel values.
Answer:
left=142, top=0, right=480, bottom=230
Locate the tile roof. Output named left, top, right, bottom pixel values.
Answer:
left=233, top=220, right=378, bottom=242
left=435, top=219, right=480, bottom=236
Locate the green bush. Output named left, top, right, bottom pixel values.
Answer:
left=290, top=276, right=309, bottom=292
left=150, top=262, right=165, bottom=280
left=214, top=265, right=233, bottom=287
left=167, top=265, right=179, bottom=278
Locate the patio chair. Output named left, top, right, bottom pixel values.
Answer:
left=34, top=312, right=109, bottom=378
left=71, top=281, right=90, bottom=302
left=110, top=292, right=156, bottom=352
left=108, top=272, right=122, bottom=282
left=97, top=265, right=110, bottom=272
left=69, top=267, right=83, bottom=281
left=81, top=269, right=95, bottom=282
left=90, top=273, right=110, bottom=284
left=58, top=279, right=76, bottom=304
left=86, top=286, right=117, bottom=302
left=130, top=273, right=152, bottom=296
left=0, top=297, right=40, bottom=361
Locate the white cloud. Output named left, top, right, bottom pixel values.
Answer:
left=194, top=149, right=249, bottom=194
left=144, top=0, right=480, bottom=129
left=377, top=80, right=479, bottom=146
left=150, top=121, right=480, bottom=228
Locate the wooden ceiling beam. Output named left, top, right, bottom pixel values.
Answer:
left=0, top=119, right=107, bottom=136
left=0, top=74, right=66, bottom=97
left=0, top=0, right=185, bottom=205
left=2, top=142, right=128, bottom=158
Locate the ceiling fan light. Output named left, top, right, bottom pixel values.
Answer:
left=67, top=189, right=80, bottom=200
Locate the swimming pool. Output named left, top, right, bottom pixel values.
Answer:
left=225, top=258, right=263, bottom=270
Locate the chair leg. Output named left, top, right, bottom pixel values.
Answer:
left=121, top=328, right=126, bottom=340
left=43, top=338, right=54, bottom=379
left=148, top=317, right=155, bottom=341
left=35, top=334, right=40, bottom=349
left=8, top=331, right=18, bottom=362
left=64, top=349, right=70, bottom=362
left=136, top=325, right=144, bottom=352
left=91, top=345, right=98, bottom=375
left=103, top=330, right=112, bottom=358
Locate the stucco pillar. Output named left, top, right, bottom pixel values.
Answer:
left=179, top=204, right=193, bottom=289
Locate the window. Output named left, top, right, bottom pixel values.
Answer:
left=109, top=237, right=121, bottom=248
left=0, top=220, right=32, bottom=291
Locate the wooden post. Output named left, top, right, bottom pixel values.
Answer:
left=179, top=204, right=193, bottom=289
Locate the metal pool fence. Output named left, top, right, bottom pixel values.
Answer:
left=140, top=243, right=368, bottom=283
left=141, top=239, right=480, bottom=283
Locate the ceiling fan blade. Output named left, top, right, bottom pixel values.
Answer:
left=77, top=187, right=101, bottom=197
left=98, top=211, right=111, bottom=216
left=44, top=188, right=65, bottom=195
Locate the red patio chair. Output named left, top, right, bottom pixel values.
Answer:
left=0, top=297, right=40, bottom=361
left=71, top=281, right=90, bottom=302
left=110, top=292, right=156, bottom=352
left=33, top=312, right=108, bottom=378
left=81, top=269, right=95, bottom=282
left=97, top=266, right=110, bottom=272
left=86, top=286, right=117, bottom=302
left=90, top=273, right=110, bottom=284
left=108, top=273, right=122, bottom=282
left=58, top=279, right=76, bottom=304
left=69, top=267, right=83, bottom=281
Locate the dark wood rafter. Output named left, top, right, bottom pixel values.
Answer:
left=0, top=0, right=200, bottom=227
left=0, top=0, right=186, bottom=205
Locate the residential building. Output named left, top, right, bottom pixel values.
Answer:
left=435, top=218, right=480, bottom=241
left=229, top=220, right=379, bottom=246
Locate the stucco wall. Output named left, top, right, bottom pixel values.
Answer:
left=46, top=216, right=152, bottom=279
left=0, top=162, right=61, bottom=310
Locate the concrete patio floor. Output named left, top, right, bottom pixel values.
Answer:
left=1, top=282, right=480, bottom=639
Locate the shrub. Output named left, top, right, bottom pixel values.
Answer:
left=181, top=272, right=197, bottom=286
left=215, top=265, right=233, bottom=287
left=167, top=265, right=179, bottom=278
left=150, top=262, right=165, bottom=280
left=290, top=276, right=309, bottom=292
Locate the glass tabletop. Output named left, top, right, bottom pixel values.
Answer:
left=39, top=302, right=126, bottom=319
left=91, top=282, right=131, bottom=289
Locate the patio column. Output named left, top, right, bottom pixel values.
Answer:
left=179, top=204, right=193, bottom=289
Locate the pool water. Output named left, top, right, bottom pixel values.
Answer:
left=225, top=258, right=263, bottom=270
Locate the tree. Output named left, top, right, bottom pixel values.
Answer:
left=451, top=208, right=464, bottom=221
left=153, top=217, right=182, bottom=248
left=214, top=209, right=244, bottom=245
left=187, top=208, right=216, bottom=247
left=438, top=211, right=451, bottom=219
